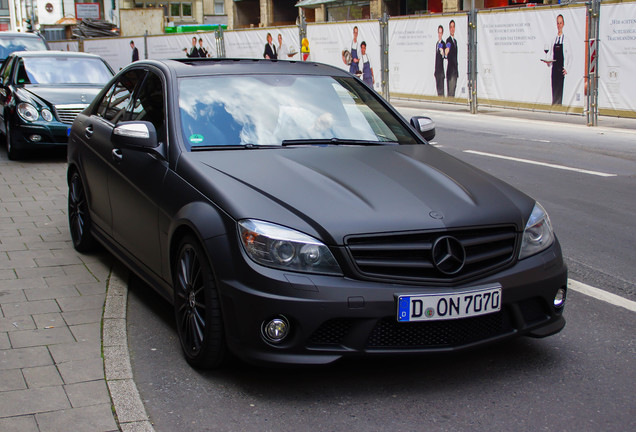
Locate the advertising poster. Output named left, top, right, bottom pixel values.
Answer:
left=146, top=33, right=218, bottom=61
left=84, top=37, right=140, bottom=72
left=224, top=26, right=300, bottom=61
left=388, top=15, right=468, bottom=99
left=306, top=21, right=381, bottom=91
left=598, top=2, right=636, bottom=114
left=477, top=6, right=586, bottom=109
left=48, top=40, right=80, bottom=52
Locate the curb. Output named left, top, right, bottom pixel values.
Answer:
left=103, top=263, right=155, bottom=432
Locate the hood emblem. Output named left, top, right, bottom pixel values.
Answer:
left=429, top=211, right=444, bottom=220
left=432, top=236, right=465, bottom=275
left=80, top=94, right=87, bottom=103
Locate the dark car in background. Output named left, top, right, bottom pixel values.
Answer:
left=0, top=31, right=49, bottom=64
left=0, top=50, right=113, bottom=159
left=67, top=58, right=567, bottom=369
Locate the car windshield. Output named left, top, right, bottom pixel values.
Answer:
left=0, top=36, right=47, bottom=60
left=19, top=56, right=112, bottom=85
left=178, top=74, right=418, bottom=149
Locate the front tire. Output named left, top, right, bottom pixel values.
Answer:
left=68, top=171, right=97, bottom=252
left=6, top=122, right=21, bottom=161
left=173, top=235, right=226, bottom=369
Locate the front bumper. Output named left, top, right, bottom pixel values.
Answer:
left=11, top=121, right=69, bottom=150
left=209, top=236, right=567, bottom=366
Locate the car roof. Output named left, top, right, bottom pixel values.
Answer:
left=10, top=50, right=104, bottom=60
left=131, top=58, right=352, bottom=79
left=0, top=31, right=44, bottom=39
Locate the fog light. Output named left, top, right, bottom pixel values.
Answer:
left=262, top=316, right=290, bottom=344
left=29, top=134, right=42, bottom=142
left=554, top=287, right=566, bottom=308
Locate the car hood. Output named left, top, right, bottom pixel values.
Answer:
left=21, top=85, right=103, bottom=106
left=182, top=145, right=535, bottom=244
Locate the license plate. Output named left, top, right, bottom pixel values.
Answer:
left=397, top=285, right=502, bottom=322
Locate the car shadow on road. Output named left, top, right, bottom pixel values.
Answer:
left=127, top=272, right=567, bottom=401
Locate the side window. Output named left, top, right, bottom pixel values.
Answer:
left=0, top=56, right=14, bottom=85
left=97, top=69, right=144, bottom=124
left=128, top=72, right=166, bottom=144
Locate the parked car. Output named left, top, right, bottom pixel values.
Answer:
left=0, top=50, right=114, bottom=159
left=67, top=58, right=567, bottom=369
left=0, top=31, right=49, bottom=65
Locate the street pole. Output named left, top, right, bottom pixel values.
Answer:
left=586, top=0, right=600, bottom=126
left=468, top=0, right=478, bottom=114
left=379, top=13, right=390, bottom=101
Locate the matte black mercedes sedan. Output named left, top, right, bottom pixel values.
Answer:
left=0, top=50, right=113, bottom=159
left=67, top=58, right=566, bottom=368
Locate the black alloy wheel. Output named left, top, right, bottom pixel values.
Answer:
left=174, top=235, right=226, bottom=369
left=68, top=171, right=96, bottom=252
left=6, top=122, right=21, bottom=161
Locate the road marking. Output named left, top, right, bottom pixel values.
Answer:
left=463, top=150, right=617, bottom=177
left=569, top=279, right=636, bottom=312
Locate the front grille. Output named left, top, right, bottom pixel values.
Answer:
left=54, top=104, right=88, bottom=125
left=366, top=312, right=510, bottom=349
left=346, top=226, right=517, bottom=283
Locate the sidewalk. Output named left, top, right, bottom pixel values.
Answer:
left=391, top=99, right=636, bottom=132
left=0, top=152, right=151, bottom=432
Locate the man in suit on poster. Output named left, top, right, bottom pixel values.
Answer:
left=434, top=25, right=445, bottom=97
left=263, top=33, right=278, bottom=59
left=445, top=19, right=459, bottom=98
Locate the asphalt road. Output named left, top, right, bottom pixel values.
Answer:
left=127, top=106, right=636, bottom=431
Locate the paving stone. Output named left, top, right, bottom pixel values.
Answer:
left=57, top=294, right=105, bottom=312
left=1, top=299, right=60, bottom=318
left=15, top=266, right=66, bottom=279
left=0, top=277, right=46, bottom=291
left=35, top=254, right=85, bottom=267
left=65, top=380, right=111, bottom=408
left=22, top=364, right=64, bottom=388
left=0, top=415, right=39, bottom=432
left=45, top=273, right=101, bottom=288
left=70, top=322, right=101, bottom=343
left=8, top=326, right=75, bottom=349
left=48, top=341, right=101, bottom=364
left=0, top=289, right=26, bottom=304
left=61, top=308, right=104, bottom=326
left=0, top=316, right=35, bottom=332
left=35, top=403, right=118, bottom=432
left=0, top=369, right=26, bottom=391
left=24, top=285, right=80, bottom=301
left=6, top=250, right=55, bottom=262
left=33, top=312, right=65, bottom=330
left=76, top=282, right=108, bottom=296
left=0, top=346, right=52, bottom=370
left=0, top=331, right=10, bottom=349
left=57, top=357, right=105, bottom=384
left=0, top=386, right=70, bottom=417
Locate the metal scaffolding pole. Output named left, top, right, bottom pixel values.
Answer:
left=586, top=0, right=600, bottom=126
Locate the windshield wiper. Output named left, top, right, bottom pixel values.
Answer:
left=281, top=138, right=397, bottom=147
left=190, top=144, right=281, bottom=151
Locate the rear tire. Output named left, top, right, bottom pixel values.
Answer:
left=68, top=171, right=97, bottom=252
left=173, top=235, right=227, bottom=369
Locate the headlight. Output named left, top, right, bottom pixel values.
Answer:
left=519, top=202, right=555, bottom=260
left=17, top=102, right=39, bottom=122
left=238, top=219, right=342, bottom=275
left=41, top=108, right=53, bottom=122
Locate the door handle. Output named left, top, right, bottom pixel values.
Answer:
left=84, top=125, right=93, bottom=139
left=112, top=148, right=123, bottom=163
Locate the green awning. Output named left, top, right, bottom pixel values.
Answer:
left=295, top=0, right=339, bottom=8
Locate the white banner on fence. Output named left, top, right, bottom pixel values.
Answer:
left=147, top=33, right=218, bottom=62
left=388, top=15, right=468, bottom=99
left=48, top=40, right=80, bottom=52
left=598, top=2, right=636, bottom=113
left=224, top=27, right=300, bottom=60
left=83, top=37, right=143, bottom=72
left=307, top=21, right=381, bottom=91
left=477, top=6, right=586, bottom=108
